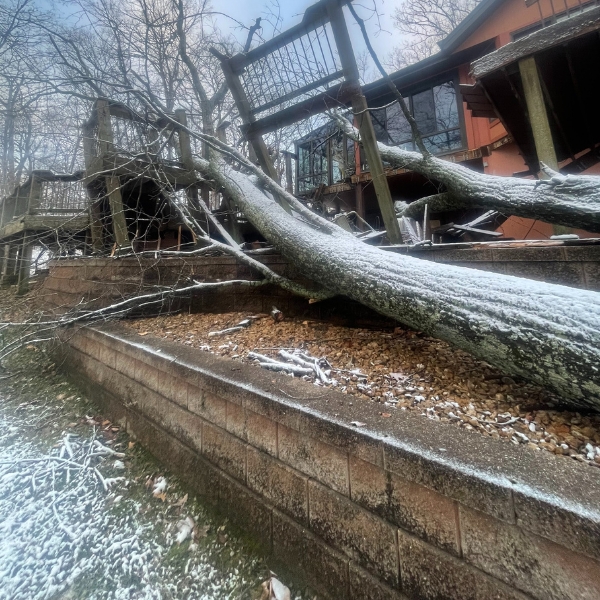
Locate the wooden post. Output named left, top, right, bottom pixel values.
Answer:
left=88, top=190, right=104, bottom=253
left=17, top=233, right=32, bottom=295
left=518, top=56, right=558, bottom=174
left=1, top=243, right=19, bottom=287
left=355, top=182, right=366, bottom=231
left=174, top=109, right=195, bottom=170
left=96, top=99, right=115, bottom=158
left=0, top=244, right=9, bottom=282
left=326, top=1, right=402, bottom=244
left=82, top=123, right=96, bottom=170
left=282, top=151, right=294, bottom=194
left=27, top=173, right=43, bottom=214
left=106, top=176, right=129, bottom=247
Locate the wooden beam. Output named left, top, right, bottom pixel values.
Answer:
left=27, top=173, right=43, bottom=214
left=518, top=56, right=559, bottom=172
left=327, top=0, right=402, bottom=245
left=96, top=99, right=115, bottom=157
left=16, top=233, right=33, bottom=295
left=106, top=175, right=129, bottom=247
left=283, top=151, right=294, bottom=194
left=174, top=109, right=195, bottom=171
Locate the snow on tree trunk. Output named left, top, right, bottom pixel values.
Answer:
left=199, top=158, right=600, bottom=411
left=336, top=116, right=600, bottom=233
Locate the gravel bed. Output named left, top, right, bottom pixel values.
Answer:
left=127, top=311, right=600, bottom=469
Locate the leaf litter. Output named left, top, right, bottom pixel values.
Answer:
left=127, top=311, right=600, bottom=468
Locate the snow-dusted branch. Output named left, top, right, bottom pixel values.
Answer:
left=334, top=113, right=600, bottom=232
left=193, top=143, right=600, bottom=410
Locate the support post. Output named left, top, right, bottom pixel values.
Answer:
left=174, top=109, right=195, bottom=170
left=282, top=151, right=294, bottom=194
left=89, top=192, right=105, bottom=253
left=106, top=176, right=129, bottom=247
left=518, top=56, right=558, bottom=173
left=82, top=123, right=96, bottom=170
left=327, top=1, right=402, bottom=244
left=27, top=173, right=43, bottom=215
left=355, top=182, right=366, bottom=231
left=16, top=233, right=32, bottom=295
left=2, top=243, right=19, bottom=287
left=0, top=244, right=10, bottom=283
left=96, top=99, right=115, bottom=159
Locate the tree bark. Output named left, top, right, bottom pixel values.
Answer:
left=197, top=156, right=600, bottom=411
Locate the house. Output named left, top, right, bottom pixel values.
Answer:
left=294, top=0, right=600, bottom=241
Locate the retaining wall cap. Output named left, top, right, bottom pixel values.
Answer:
left=83, top=325, right=600, bottom=549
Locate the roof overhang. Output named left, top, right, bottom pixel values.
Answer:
left=362, top=39, right=495, bottom=104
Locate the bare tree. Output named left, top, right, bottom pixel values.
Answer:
left=389, top=0, right=481, bottom=68
left=1, top=0, right=599, bottom=414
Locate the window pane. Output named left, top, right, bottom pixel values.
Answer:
left=386, top=102, right=412, bottom=145
left=370, top=108, right=387, bottom=142
left=423, top=129, right=462, bottom=154
left=331, top=131, right=345, bottom=183
left=346, top=135, right=356, bottom=176
left=313, top=139, right=328, bottom=180
left=413, top=89, right=436, bottom=134
left=298, top=144, right=310, bottom=179
left=434, top=83, right=459, bottom=131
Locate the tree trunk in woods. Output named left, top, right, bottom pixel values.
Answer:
left=197, top=156, right=600, bottom=412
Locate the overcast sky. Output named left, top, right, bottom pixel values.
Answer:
left=212, top=0, right=408, bottom=71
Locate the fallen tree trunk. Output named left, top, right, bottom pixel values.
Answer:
left=335, top=116, right=600, bottom=233
left=198, top=156, right=600, bottom=411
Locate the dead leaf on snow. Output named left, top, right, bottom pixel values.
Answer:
left=260, top=575, right=291, bottom=600
left=175, top=493, right=188, bottom=507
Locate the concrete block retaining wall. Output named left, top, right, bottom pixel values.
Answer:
left=61, top=325, right=600, bottom=600
left=39, top=243, right=600, bottom=316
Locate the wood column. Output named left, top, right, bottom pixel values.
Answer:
left=327, top=1, right=402, bottom=244
left=355, top=182, right=366, bottom=231
left=16, top=233, right=32, bottom=295
left=282, top=151, right=294, bottom=194
left=174, top=109, right=194, bottom=170
left=106, top=176, right=129, bottom=247
left=519, top=56, right=558, bottom=173
left=27, top=174, right=43, bottom=214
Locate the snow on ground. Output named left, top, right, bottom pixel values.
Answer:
left=0, top=346, right=310, bottom=600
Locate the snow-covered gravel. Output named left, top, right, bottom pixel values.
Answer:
left=0, top=346, right=310, bottom=600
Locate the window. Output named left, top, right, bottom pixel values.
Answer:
left=296, top=125, right=356, bottom=194
left=295, top=80, right=463, bottom=193
left=297, top=139, right=329, bottom=193
left=381, top=80, right=463, bottom=154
